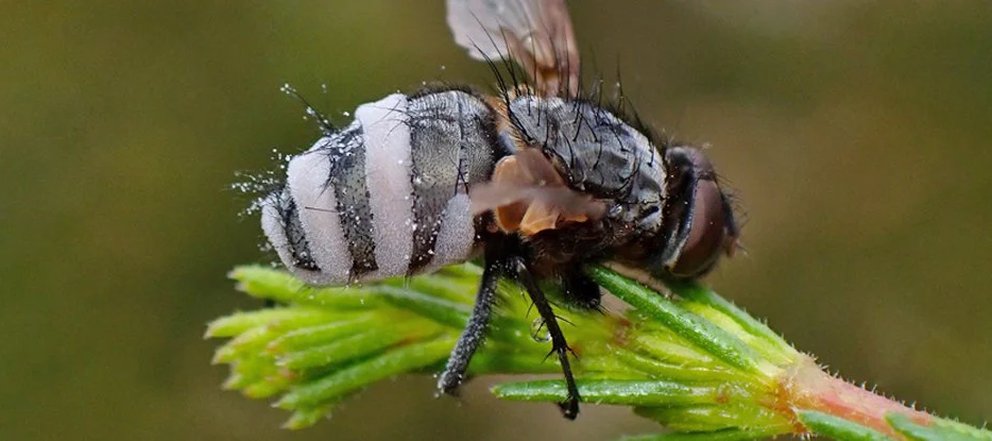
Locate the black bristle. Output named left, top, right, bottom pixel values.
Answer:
left=280, top=83, right=336, bottom=136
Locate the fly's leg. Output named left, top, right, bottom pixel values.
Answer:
left=436, top=253, right=505, bottom=395
left=513, top=257, right=581, bottom=420
left=561, top=270, right=602, bottom=311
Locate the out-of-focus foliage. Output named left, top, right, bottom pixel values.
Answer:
left=1, top=1, right=990, bottom=440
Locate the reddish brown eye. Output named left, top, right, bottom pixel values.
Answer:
left=655, top=146, right=739, bottom=280
left=669, top=178, right=734, bottom=278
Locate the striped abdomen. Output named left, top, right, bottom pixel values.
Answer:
left=262, top=90, right=499, bottom=285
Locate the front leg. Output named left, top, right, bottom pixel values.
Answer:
left=513, top=257, right=582, bottom=420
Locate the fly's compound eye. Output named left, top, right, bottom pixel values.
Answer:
left=657, top=147, right=739, bottom=279
left=668, top=177, right=736, bottom=278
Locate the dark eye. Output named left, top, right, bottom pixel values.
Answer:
left=655, top=146, right=739, bottom=280
left=668, top=178, right=735, bottom=278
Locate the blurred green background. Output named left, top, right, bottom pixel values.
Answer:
left=2, top=1, right=990, bottom=439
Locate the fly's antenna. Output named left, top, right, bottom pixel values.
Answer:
left=281, top=83, right=336, bottom=136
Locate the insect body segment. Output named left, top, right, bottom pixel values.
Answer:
left=263, top=91, right=499, bottom=285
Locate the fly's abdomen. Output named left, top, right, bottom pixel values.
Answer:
left=262, top=90, right=497, bottom=285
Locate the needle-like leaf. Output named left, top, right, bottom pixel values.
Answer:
left=208, top=263, right=992, bottom=440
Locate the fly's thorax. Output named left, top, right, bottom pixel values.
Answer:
left=260, top=89, right=501, bottom=285
left=506, top=95, right=667, bottom=236
left=501, top=96, right=738, bottom=280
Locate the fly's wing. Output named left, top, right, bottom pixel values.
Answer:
left=470, top=148, right=605, bottom=235
left=447, top=0, right=580, bottom=97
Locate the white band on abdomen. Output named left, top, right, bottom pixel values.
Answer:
left=416, top=193, right=480, bottom=275
left=357, top=94, right=414, bottom=280
left=286, top=137, right=352, bottom=284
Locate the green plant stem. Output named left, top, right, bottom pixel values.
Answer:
left=208, top=264, right=991, bottom=440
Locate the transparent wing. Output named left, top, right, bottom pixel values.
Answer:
left=447, top=0, right=580, bottom=97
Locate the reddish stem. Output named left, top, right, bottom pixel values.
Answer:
left=780, top=355, right=933, bottom=438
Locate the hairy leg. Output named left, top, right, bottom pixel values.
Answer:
left=561, top=270, right=602, bottom=311
left=514, top=257, right=581, bottom=420
left=436, top=252, right=505, bottom=395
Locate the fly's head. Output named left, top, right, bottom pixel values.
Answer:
left=648, top=146, right=739, bottom=280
